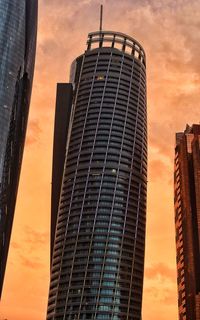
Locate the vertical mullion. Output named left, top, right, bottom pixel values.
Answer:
left=126, top=66, right=144, bottom=319
left=62, top=52, right=100, bottom=318
left=94, top=53, right=125, bottom=320
left=77, top=51, right=112, bottom=319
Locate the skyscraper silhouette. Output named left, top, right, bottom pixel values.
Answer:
left=174, top=124, right=200, bottom=320
left=0, top=0, right=38, bottom=297
left=48, top=30, right=147, bottom=319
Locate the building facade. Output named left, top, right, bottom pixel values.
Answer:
left=174, top=124, right=200, bottom=320
left=0, top=0, right=38, bottom=297
left=48, top=31, right=147, bottom=320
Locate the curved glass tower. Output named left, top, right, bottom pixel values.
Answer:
left=48, top=31, right=147, bottom=320
left=0, top=0, right=38, bottom=297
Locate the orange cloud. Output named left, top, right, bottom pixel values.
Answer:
left=145, top=263, right=176, bottom=282
left=19, top=254, right=44, bottom=270
left=26, top=119, right=42, bottom=146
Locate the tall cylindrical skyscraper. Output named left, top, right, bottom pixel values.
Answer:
left=48, top=31, right=147, bottom=319
left=0, top=0, right=38, bottom=297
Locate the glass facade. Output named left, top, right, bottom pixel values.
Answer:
left=48, top=31, right=147, bottom=320
left=0, top=0, right=38, bottom=297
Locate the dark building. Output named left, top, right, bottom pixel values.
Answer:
left=0, top=0, right=38, bottom=297
left=51, top=83, right=73, bottom=263
left=48, top=31, right=147, bottom=320
left=174, top=124, right=200, bottom=320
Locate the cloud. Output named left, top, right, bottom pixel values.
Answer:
left=149, top=159, right=172, bottom=182
left=23, top=226, right=48, bottom=247
left=8, top=228, right=48, bottom=270
left=26, top=119, right=41, bottom=146
left=145, top=285, right=177, bottom=305
left=10, top=241, right=20, bottom=249
left=19, top=254, right=43, bottom=270
left=145, top=263, right=176, bottom=282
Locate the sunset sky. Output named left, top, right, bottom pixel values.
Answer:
left=1, top=0, right=200, bottom=319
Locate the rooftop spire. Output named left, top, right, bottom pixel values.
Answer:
left=99, top=4, right=103, bottom=32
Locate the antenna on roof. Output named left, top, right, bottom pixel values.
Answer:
left=100, top=4, right=103, bottom=32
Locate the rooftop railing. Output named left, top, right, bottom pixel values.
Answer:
left=87, top=31, right=146, bottom=66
